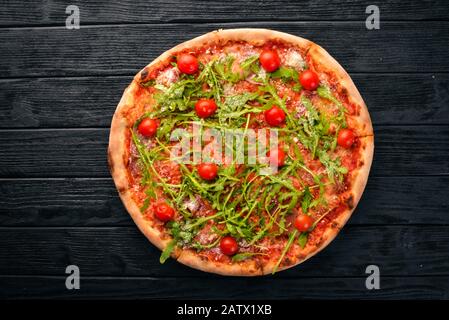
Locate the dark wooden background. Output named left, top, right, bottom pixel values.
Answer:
left=0, top=0, right=448, bottom=299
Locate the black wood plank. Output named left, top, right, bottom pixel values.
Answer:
left=0, top=129, right=109, bottom=177
left=2, top=73, right=448, bottom=128
left=0, top=126, right=448, bottom=178
left=371, top=125, right=449, bottom=176
left=0, top=226, right=448, bottom=278
left=1, top=22, right=448, bottom=77
left=0, top=76, right=132, bottom=128
left=1, top=0, right=448, bottom=26
left=0, top=178, right=131, bottom=227
left=1, top=275, right=448, bottom=299
left=0, top=176, right=447, bottom=227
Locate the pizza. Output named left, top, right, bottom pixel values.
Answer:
left=108, top=29, right=374, bottom=276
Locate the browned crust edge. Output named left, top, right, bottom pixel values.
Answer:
left=307, top=44, right=374, bottom=137
left=108, top=28, right=374, bottom=276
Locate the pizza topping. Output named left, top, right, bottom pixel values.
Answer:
left=220, top=236, right=239, bottom=256
left=197, top=163, right=219, bottom=180
left=154, top=202, right=175, bottom=222
left=294, top=214, right=314, bottom=232
left=129, top=41, right=362, bottom=270
left=183, top=196, right=201, bottom=213
left=267, top=147, right=286, bottom=167
left=195, top=98, right=218, bottom=118
left=283, top=50, right=306, bottom=70
left=259, top=49, right=281, bottom=72
left=337, top=128, right=356, bottom=149
left=299, top=69, right=320, bottom=91
left=177, top=53, right=199, bottom=75
left=264, top=105, right=286, bottom=127
left=138, top=118, right=158, bottom=137
left=157, top=67, right=179, bottom=87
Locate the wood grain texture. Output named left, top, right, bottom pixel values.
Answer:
left=1, top=0, right=448, bottom=26
left=0, top=126, right=448, bottom=178
left=1, top=73, right=449, bottom=128
left=1, top=176, right=448, bottom=227
left=0, top=76, right=132, bottom=128
left=0, top=226, right=448, bottom=278
left=1, top=275, right=448, bottom=299
left=0, top=178, right=131, bottom=227
left=1, top=22, right=449, bottom=78
left=1, top=0, right=448, bottom=299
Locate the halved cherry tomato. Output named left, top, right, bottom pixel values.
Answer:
left=220, top=236, right=239, bottom=256
left=177, top=53, right=199, bottom=74
left=267, top=147, right=286, bottom=167
left=259, top=49, right=281, bottom=72
left=154, top=202, right=175, bottom=222
left=294, top=214, right=314, bottom=232
left=337, top=128, right=356, bottom=149
left=264, top=106, right=286, bottom=127
left=195, top=98, right=217, bottom=118
left=138, top=118, right=158, bottom=137
left=197, top=163, right=218, bottom=180
left=299, top=70, right=320, bottom=91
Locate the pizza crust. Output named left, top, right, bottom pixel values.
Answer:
left=307, top=44, right=374, bottom=137
left=108, top=81, right=180, bottom=257
left=108, top=28, right=374, bottom=276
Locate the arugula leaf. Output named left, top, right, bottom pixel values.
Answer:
left=292, top=83, right=302, bottom=92
left=232, top=252, right=268, bottom=262
left=272, top=230, right=298, bottom=274
left=301, top=187, right=312, bottom=213
left=159, top=239, right=177, bottom=263
left=214, top=56, right=242, bottom=83
left=224, top=92, right=258, bottom=111
left=271, top=66, right=299, bottom=83
left=317, top=85, right=347, bottom=127
left=154, top=78, right=198, bottom=114
left=298, top=232, right=308, bottom=248
left=240, top=55, right=260, bottom=73
left=317, top=150, right=348, bottom=183
left=317, top=86, right=340, bottom=106
left=141, top=79, right=155, bottom=87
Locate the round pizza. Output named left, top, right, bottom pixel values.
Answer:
left=108, top=29, right=374, bottom=276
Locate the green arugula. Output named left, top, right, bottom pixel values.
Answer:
left=132, top=52, right=350, bottom=268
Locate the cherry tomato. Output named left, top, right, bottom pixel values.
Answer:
left=154, top=202, right=175, bottom=222
left=299, top=70, right=320, bottom=91
left=197, top=163, right=218, bottom=180
left=337, top=128, right=356, bottom=149
left=294, top=214, right=314, bottom=232
left=220, top=236, right=239, bottom=256
left=264, top=106, right=286, bottom=127
left=267, top=147, right=286, bottom=167
left=138, top=118, right=158, bottom=137
left=177, top=53, right=199, bottom=75
left=195, top=98, right=217, bottom=118
left=259, top=49, right=281, bottom=72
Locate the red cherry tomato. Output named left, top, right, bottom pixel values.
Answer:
left=197, top=163, right=218, bottom=180
left=195, top=99, right=217, bottom=118
left=267, top=147, right=286, bottom=167
left=154, top=202, right=175, bottom=222
left=177, top=53, right=199, bottom=75
left=294, top=214, right=314, bottom=232
left=259, top=49, right=281, bottom=72
left=220, top=236, right=239, bottom=256
left=337, top=128, right=356, bottom=149
left=264, top=106, right=286, bottom=127
left=138, top=118, right=158, bottom=137
left=299, top=70, right=320, bottom=91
